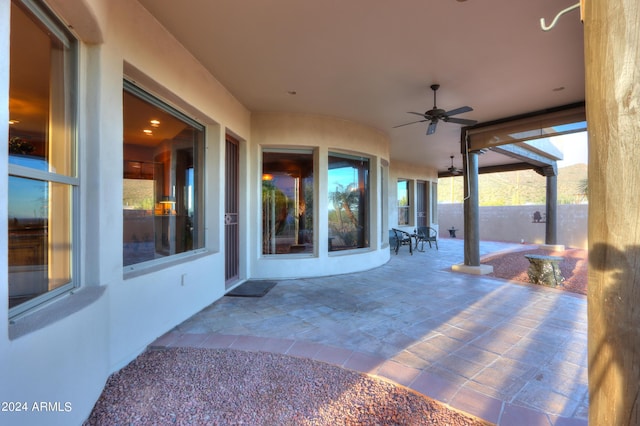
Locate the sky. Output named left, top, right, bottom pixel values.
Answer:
left=551, top=131, right=588, bottom=167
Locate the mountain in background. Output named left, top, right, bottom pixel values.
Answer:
left=438, top=163, right=588, bottom=206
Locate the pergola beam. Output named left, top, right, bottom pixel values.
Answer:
left=465, top=102, right=586, bottom=152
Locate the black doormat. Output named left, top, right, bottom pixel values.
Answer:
left=227, top=280, right=278, bottom=297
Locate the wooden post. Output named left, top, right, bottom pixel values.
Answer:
left=585, top=1, right=640, bottom=424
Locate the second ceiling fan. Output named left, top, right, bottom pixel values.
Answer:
left=394, top=84, right=478, bottom=135
left=447, top=155, right=463, bottom=175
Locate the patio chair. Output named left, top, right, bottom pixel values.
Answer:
left=415, top=226, right=438, bottom=251
left=389, top=230, right=399, bottom=254
left=392, top=228, right=413, bottom=255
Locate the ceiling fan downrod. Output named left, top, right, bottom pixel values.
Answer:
left=431, top=84, right=440, bottom=108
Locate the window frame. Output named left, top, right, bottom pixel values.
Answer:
left=122, top=80, right=206, bottom=272
left=8, top=0, right=79, bottom=319
left=327, top=152, right=370, bottom=252
left=430, top=181, right=438, bottom=224
left=261, top=148, right=316, bottom=256
left=380, top=162, right=388, bottom=245
left=397, top=179, right=411, bottom=226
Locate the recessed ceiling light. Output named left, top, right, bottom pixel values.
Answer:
left=143, top=129, right=153, bottom=135
left=8, top=119, right=19, bottom=125
left=150, top=119, right=160, bottom=127
left=552, top=86, right=565, bottom=92
left=287, top=90, right=297, bottom=95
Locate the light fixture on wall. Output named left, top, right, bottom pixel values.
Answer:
left=160, top=195, right=175, bottom=215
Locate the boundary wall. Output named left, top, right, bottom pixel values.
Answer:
left=438, top=204, right=588, bottom=249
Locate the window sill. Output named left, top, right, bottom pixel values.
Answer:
left=9, top=286, right=106, bottom=340
left=328, top=247, right=373, bottom=256
left=261, top=253, right=316, bottom=259
left=123, top=249, right=211, bottom=280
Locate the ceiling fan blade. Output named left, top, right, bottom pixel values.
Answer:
left=426, top=120, right=438, bottom=135
left=444, top=117, right=478, bottom=126
left=444, top=106, right=473, bottom=116
left=407, top=111, right=428, bottom=118
left=392, top=119, right=427, bottom=128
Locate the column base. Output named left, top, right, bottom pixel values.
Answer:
left=540, top=244, right=565, bottom=251
left=451, top=263, right=494, bottom=275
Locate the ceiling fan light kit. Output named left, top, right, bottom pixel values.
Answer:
left=393, top=84, right=478, bottom=135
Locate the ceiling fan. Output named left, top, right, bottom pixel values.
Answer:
left=393, top=84, right=478, bottom=135
left=448, top=155, right=463, bottom=175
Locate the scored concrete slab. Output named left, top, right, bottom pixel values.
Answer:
left=152, top=239, right=588, bottom=426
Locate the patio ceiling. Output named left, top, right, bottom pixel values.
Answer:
left=137, top=0, right=585, bottom=174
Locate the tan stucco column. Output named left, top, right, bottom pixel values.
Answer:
left=585, top=1, right=640, bottom=424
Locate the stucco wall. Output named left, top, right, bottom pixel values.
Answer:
left=438, top=203, right=588, bottom=249
left=251, top=113, right=392, bottom=278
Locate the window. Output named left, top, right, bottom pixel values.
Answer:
left=123, top=82, right=205, bottom=267
left=431, top=182, right=438, bottom=224
left=328, top=153, right=369, bottom=251
left=397, top=179, right=410, bottom=225
left=262, top=150, right=314, bottom=254
left=8, top=0, right=78, bottom=316
left=380, top=164, right=387, bottom=244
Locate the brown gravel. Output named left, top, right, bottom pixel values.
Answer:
left=483, top=247, right=588, bottom=295
left=85, top=347, right=492, bottom=425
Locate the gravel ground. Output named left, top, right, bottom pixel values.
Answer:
left=85, top=347, right=492, bottom=425
left=483, top=247, right=588, bottom=295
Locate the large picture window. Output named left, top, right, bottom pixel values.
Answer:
left=123, top=82, right=205, bottom=267
left=328, top=153, right=369, bottom=251
left=262, top=150, right=314, bottom=255
left=8, top=0, right=77, bottom=316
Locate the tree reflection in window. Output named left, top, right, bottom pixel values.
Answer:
left=328, top=154, right=369, bottom=251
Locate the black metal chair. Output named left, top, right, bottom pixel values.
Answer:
left=415, top=226, right=438, bottom=251
left=392, top=228, right=413, bottom=255
left=389, top=230, right=399, bottom=254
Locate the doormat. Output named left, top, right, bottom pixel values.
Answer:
left=227, top=280, right=278, bottom=297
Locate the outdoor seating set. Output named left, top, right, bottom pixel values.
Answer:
left=389, top=227, right=438, bottom=255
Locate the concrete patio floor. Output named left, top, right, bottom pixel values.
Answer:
left=152, top=239, right=588, bottom=426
